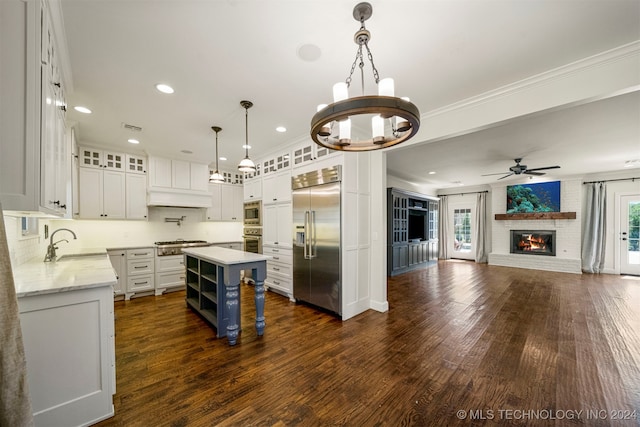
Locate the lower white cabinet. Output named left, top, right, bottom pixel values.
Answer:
left=18, top=285, right=115, bottom=427
left=263, top=203, right=292, bottom=247
left=155, top=254, right=186, bottom=295
left=125, top=248, right=154, bottom=300
left=263, top=245, right=293, bottom=300
left=212, top=242, right=243, bottom=250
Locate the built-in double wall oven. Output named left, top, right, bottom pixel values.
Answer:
left=243, top=201, right=262, bottom=254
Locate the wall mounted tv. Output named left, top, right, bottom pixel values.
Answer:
left=506, top=181, right=561, bottom=213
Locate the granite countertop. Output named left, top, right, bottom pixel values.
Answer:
left=13, top=251, right=117, bottom=298
left=182, top=246, right=270, bottom=265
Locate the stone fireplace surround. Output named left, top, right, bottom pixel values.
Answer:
left=488, top=179, right=582, bottom=274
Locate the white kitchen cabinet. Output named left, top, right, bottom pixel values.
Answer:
left=244, top=178, right=262, bottom=201
left=125, top=173, right=148, bottom=220
left=263, top=245, right=293, bottom=300
left=147, top=156, right=212, bottom=207
left=212, top=242, right=243, bottom=250
left=263, top=203, right=292, bottom=248
left=0, top=0, right=72, bottom=216
left=263, top=170, right=292, bottom=204
left=155, top=254, right=186, bottom=295
left=18, top=285, right=115, bottom=427
left=207, top=183, right=243, bottom=221
left=292, top=141, right=334, bottom=168
left=125, top=154, right=146, bottom=174
left=78, top=167, right=126, bottom=219
left=108, top=249, right=127, bottom=298
left=262, top=150, right=291, bottom=175
left=125, top=248, right=155, bottom=300
left=78, top=147, right=126, bottom=171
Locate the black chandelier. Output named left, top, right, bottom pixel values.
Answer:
left=310, top=2, right=420, bottom=151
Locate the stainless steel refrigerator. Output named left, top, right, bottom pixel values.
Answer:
left=292, top=166, right=341, bottom=316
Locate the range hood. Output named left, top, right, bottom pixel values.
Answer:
left=147, top=187, right=212, bottom=208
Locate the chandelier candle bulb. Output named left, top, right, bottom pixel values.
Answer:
left=339, top=118, right=352, bottom=146
left=372, top=115, right=385, bottom=143
left=333, top=82, right=349, bottom=102
left=378, top=78, right=394, bottom=97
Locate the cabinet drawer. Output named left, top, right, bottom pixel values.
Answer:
left=266, top=252, right=292, bottom=265
left=156, top=271, right=186, bottom=288
left=265, top=276, right=292, bottom=295
left=267, top=261, right=292, bottom=279
left=127, top=274, right=154, bottom=292
left=155, top=255, right=185, bottom=272
left=127, top=259, right=154, bottom=276
left=263, top=246, right=292, bottom=257
left=127, top=248, right=154, bottom=260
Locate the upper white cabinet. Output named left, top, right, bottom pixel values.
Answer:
left=0, top=0, right=71, bottom=215
left=78, top=147, right=126, bottom=171
left=263, top=170, right=291, bottom=204
left=172, top=160, right=190, bottom=189
left=77, top=145, right=147, bottom=220
left=262, top=151, right=291, bottom=175
left=190, top=162, right=209, bottom=192
left=78, top=167, right=126, bottom=219
left=292, top=141, right=334, bottom=168
left=148, top=157, right=172, bottom=188
left=244, top=179, right=262, bottom=201
left=206, top=183, right=243, bottom=221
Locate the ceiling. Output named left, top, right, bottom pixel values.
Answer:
left=59, top=0, right=640, bottom=190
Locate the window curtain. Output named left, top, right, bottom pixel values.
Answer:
left=582, top=182, right=607, bottom=273
left=438, top=195, right=450, bottom=259
left=474, top=192, right=488, bottom=263
left=0, top=203, right=34, bottom=426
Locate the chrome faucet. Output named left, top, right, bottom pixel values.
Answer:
left=44, top=228, right=77, bottom=262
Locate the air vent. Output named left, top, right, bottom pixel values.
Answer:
left=122, top=122, right=142, bottom=132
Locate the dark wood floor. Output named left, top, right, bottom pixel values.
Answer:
left=96, top=261, right=640, bottom=427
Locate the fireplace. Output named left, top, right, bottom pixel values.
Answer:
left=510, top=230, right=556, bottom=256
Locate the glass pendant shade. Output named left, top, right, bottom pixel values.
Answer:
left=238, top=156, right=256, bottom=172
left=210, top=126, right=225, bottom=183
left=238, top=100, right=256, bottom=172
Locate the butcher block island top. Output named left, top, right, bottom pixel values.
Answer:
left=181, top=247, right=270, bottom=345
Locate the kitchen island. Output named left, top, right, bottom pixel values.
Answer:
left=12, top=252, right=117, bottom=427
left=182, top=246, right=270, bottom=345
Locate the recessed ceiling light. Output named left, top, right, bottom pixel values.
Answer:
left=297, top=44, right=322, bottom=62
left=128, top=139, right=140, bottom=144
left=276, top=126, right=287, bottom=133
left=181, top=149, right=192, bottom=154
left=155, top=83, right=174, bottom=94
left=242, top=144, right=251, bottom=150
left=219, top=156, right=227, bottom=161
left=74, top=106, right=92, bottom=114
left=624, top=159, right=640, bottom=168
left=428, top=171, right=436, bottom=175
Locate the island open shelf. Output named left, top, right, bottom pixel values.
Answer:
left=182, top=246, right=270, bottom=345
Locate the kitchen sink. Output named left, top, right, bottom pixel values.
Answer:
left=56, top=252, right=107, bottom=262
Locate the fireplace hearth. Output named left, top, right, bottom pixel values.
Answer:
left=510, top=230, right=556, bottom=256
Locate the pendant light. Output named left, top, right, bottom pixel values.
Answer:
left=209, top=126, right=225, bottom=183
left=238, top=100, right=256, bottom=172
left=310, top=2, right=420, bottom=151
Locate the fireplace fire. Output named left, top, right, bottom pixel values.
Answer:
left=510, top=230, right=556, bottom=256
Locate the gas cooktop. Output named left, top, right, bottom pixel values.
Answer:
left=154, top=240, right=211, bottom=256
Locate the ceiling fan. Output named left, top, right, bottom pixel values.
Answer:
left=482, top=158, right=560, bottom=180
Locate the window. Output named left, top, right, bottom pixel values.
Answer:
left=453, top=208, right=471, bottom=252
left=20, top=216, right=39, bottom=238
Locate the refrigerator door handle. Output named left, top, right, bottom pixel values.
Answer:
left=304, top=210, right=310, bottom=259
left=310, top=210, right=317, bottom=259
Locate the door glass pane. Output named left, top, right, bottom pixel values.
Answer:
left=628, top=201, right=640, bottom=265
left=453, top=208, right=471, bottom=252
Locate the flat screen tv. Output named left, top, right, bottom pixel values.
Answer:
left=507, top=181, right=561, bottom=213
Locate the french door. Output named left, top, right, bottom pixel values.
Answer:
left=620, top=195, right=640, bottom=275
left=452, top=207, right=474, bottom=260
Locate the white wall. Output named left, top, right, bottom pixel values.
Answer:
left=3, top=207, right=243, bottom=268
left=488, top=178, right=582, bottom=273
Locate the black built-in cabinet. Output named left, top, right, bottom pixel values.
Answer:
left=387, top=188, right=439, bottom=276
